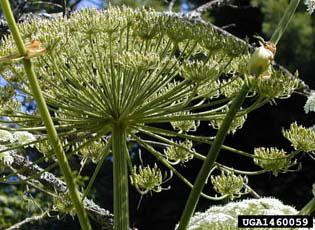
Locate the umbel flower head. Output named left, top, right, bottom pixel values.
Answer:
left=253, top=147, right=295, bottom=176
left=283, top=122, right=315, bottom=153
left=185, top=198, right=299, bottom=230
left=130, top=164, right=170, bottom=195
left=164, top=139, right=195, bottom=165
left=211, top=171, right=248, bottom=200
left=0, top=7, right=300, bottom=195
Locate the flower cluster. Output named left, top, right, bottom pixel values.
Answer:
left=209, top=111, right=247, bottom=134
left=283, top=122, right=315, bottom=153
left=164, top=139, right=194, bottom=165
left=0, top=129, right=37, bottom=170
left=0, top=7, right=301, bottom=197
left=80, top=139, right=109, bottom=163
left=12, top=131, right=37, bottom=147
left=211, top=172, right=248, bottom=200
left=0, top=130, right=13, bottom=143
left=170, top=112, right=200, bottom=133
left=254, top=147, right=295, bottom=176
left=53, top=193, right=75, bottom=216
left=185, top=198, right=299, bottom=230
left=130, top=164, right=169, bottom=195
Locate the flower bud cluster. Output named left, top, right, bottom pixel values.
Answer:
left=209, top=111, right=247, bottom=134
left=283, top=122, right=315, bottom=153
left=211, top=171, right=248, bottom=200
left=80, top=140, right=108, bottom=163
left=170, top=111, right=200, bottom=133
left=53, top=193, right=75, bottom=216
left=130, top=164, right=164, bottom=194
left=164, top=139, right=194, bottom=165
left=180, top=60, right=220, bottom=83
left=254, top=147, right=294, bottom=176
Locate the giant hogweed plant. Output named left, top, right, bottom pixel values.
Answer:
left=0, top=0, right=313, bottom=229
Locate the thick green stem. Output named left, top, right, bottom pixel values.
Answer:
left=0, top=1, right=91, bottom=229
left=270, top=0, right=301, bottom=45
left=177, top=85, right=249, bottom=230
left=112, top=123, right=129, bottom=230
left=177, top=1, right=301, bottom=228
left=299, top=197, right=315, bottom=215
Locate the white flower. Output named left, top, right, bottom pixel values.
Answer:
left=304, top=92, right=315, bottom=114
left=13, top=131, right=36, bottom=147
left=0, top=130, right=14, bottom=143
left=185, top=198, right=303, bottom=230
left=305, top=0, right=315, bottom=14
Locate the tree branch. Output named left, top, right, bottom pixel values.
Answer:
left=6, top=211, right=50, bottom=230
left=188, top=0, right=235, bottom=16
left=168, top=0, right=177, bottom=12
left=9, top=152, right=114, bottom=229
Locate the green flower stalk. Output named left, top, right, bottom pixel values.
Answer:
left=271, top=0, right=301, bottom=45
left=177, top=0, right=302, bottom=228
left=0, top=1, right=91, bottom=229
left=177, top=84, right=250, bottom=229
left=0, top=6, right=300, bottom=230
left=299, top=184, right=315, bottom=216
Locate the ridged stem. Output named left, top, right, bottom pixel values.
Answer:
left=299, top=197, right=315, bottom=215
left=177, top=84, right=249, bottom=230
left=112, top=123, right=129, bottom=230
left=0, top=1, right=91, bottom=229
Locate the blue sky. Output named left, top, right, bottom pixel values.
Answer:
left=74, top=0, right=104, bottom=9
left=74, top=0, right=190, bottom=11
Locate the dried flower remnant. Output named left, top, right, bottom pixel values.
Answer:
left=0, top=40, right=46, bottom=62
left=248, top=41, right=276, bottom=78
